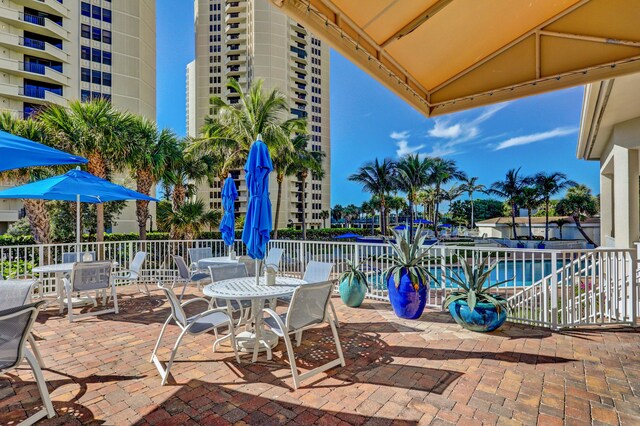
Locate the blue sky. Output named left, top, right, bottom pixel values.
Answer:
left=156, top=1, right=599, bottom=207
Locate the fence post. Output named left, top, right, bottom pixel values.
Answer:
left=298, top=240, right=305, bottom=278
left=550, top=251, right=559, bottom=330
left=629, top=251, right=637, bottom=325
left=439, top=246, right=447, bottom=309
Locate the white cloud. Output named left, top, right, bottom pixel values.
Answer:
left=428, top=121, right=463, bottom=139
left=390, top=130, right=409, bottom=140
left=493, top=127, right=577, bottom=151
left=396, top=140, right=425, bottom=157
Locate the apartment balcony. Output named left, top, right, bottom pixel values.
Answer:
left=0, top=82, right=66, bottom=106
left=290, top=21, right=307, bottom=34
left=290, top=62, right=307, bottom=76
left=291, top=83, right=307, bottom=95
left=11, top=0, right=69, bottom=18
left=226, top=43, right=246, bottom=54
left=289, top=47, right=307, bottom=63
left=225, top=22, right=246, bottom=34
left=224, top=54, right=246, bottom=66
left=0, top=58, right=67, bottom=86
left=291, top=73, right=307, bottom=85
left=224, top=12, right=246, bottom=24
left=224, top=1, right=243, bottom=13
left=226, top=33, right=246, bottom=43
left=291, top=92, right=308, bottom=104
left=0, top=7, right=69, bottom=41
left=291, top=31, right=306, bottom=45
left=0, top=32, right=69, bottom=63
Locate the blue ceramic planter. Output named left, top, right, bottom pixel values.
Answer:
left=387, top=269, right=428, bottom=319
left=339, top=278, right=367, bottom=307
left=448, top=298, right=507, bottom=332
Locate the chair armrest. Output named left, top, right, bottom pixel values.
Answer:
left=262, top=307, right=288, bottom=333
left=187, top=306, right=231, bottom=325
left=181, top=297, right=211, bottom=308
left=112, top=269, right=135, bottom=279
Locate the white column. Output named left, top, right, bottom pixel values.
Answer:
left=600, top=172, right=614, bottom=246
left=613, top=147, right=640, bottom=248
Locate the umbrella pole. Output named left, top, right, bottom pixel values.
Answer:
left=76, top=194, right=81, bottom=257
left=255, top=261, right=259, bottom=286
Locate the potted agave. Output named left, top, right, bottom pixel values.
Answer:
left=380, top=226, right=437, bottom=319
left=434, top=255, right=512, bottom=332
left=338, top=260, right=369, bottom=307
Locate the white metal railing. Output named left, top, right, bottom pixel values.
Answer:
left=1, top=238, right=636, bottom=329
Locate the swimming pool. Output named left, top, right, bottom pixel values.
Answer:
left=368, top=259, right=572, bottom=289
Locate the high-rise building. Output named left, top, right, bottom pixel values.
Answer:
left=189, top=0, right=330, bottom=231
left=0, top=0, right=156, bottom=233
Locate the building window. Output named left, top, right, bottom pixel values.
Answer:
left=92, top=69, right=101, bottom=84
left=81, top=68, right=90, bottom=82
left=102, top=30, right=111, bottom=44
left=92, top=27, right=101, bottom=41
left=81, top=24, right=91, bottom=39
left=81, top=46, right=90, bottom=60
left=103, top=51, right=112, bottom=66
left=91, top=48, right=101, bottom=63
left=81, top=90, right=91, bottom=102
left=92, top=5, right=101, bottom=20
left=81, top=2, right=91, bottom=17
left=102, top=73, right=111, bottom=87
left=102, top=9, right=111, bottom=23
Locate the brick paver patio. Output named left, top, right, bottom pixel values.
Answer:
left=1, top=286, right=639, bottom=425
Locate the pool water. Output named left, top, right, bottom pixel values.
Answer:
left=369, top=260, right=571, bottom=289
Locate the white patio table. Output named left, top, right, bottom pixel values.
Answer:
left=203, top=276, right=306, bottom=362
left=197, top=256, right=239, bottom=270
left=33, top=261, right=118, bottom=313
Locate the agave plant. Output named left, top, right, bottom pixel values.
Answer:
left=436, top=255, right=513, bottom=313
left=338, top=259, right=369, bottom=289
left=380, top=225, right=438, bottom=291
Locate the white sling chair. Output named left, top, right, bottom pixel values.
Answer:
left=113, top=251, right=148, bottom=295
left=264, top=248, right=284, bottom=271
left=151, top=283, right=240, bottom=385
left=62, top=251, right=95, bottom=263
left=261, top=281, right=345, bottom=390
left=0, top=301, right=56, bottom=425
left=187, top=247, right=213, bottom=271
left=63, top=262, right=118, bottom=323
left=171, top=255, right=210, bottom=301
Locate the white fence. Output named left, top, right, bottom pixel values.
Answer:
left=1, top=238, right=636, bottom=329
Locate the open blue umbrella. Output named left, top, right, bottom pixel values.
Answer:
left=414, top=219, right=433, bottom=225
left=0, top=169, right=158, bottom=246
left=334, top=232, right=359, bottom=239
left=394, top=225, right=407, bottom=231
left=242, top=136, right=273, bottom=281
left=219, top=174, right=238, bottom=251
left=0, top=130, right=87, bottom=172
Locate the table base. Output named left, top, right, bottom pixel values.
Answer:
left=235, top=330, right=278, bottom=353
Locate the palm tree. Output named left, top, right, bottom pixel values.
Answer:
left=289, top=146, right=325, bottom=240
left=517, top=186, right=543, bottom=239
left=361, top=200, right=375, bottom=235
left=459, top=176, right=486, bottom=228
left=319, top=210, right=330, bottom=228
left=158, top=199, right=220, bottom=240
left=164, top=138, right=211, bottom=213
left=343, top=204, right=360, bottom=228
left=127, top=117, right=176, bottom=239
left=394, top=154, right=432, bottom=242
left=533, top=172, right=577, bottom=240
left=348, top=158, right=396, bottom=234
left=416, top=188, right=438, bottom=223
left=556, top=184, right=599, bottom=246
left=38, top=99, right=134, bottom=242
left=489, top=168, right=530, bottom=239
left=331, top=204, right=344, bottom=226
left=551, top=218, right=571, bottom=240
left=0, top=113, right=55, bottom=243
left=427, top=157, right=467, bottom=237
left=386, top=195, right=406, bottom=226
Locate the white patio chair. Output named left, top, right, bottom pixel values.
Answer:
left=150, top=283, right=240, bottom=385
left=238, top=256, right=258, bottom=277
left=113, top=251, right=149, bottom=295
left=187, top=247, right=213, bottom=271
left=171, top=255, right=210, bottom=301
left=264, top=248, right=284, bottom=271
left=261, top=281, right=345, bottom=390
left=0, top=301, right=56, bottom=424
left=62, top=251, right=95, bottom=263
left=62, top=262, right=118, bottom=323
left=0, top=279, right=46, bottom=367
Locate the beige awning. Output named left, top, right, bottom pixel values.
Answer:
left=271, top=0, right=640, bottom=117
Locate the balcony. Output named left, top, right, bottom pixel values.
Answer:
left=0, top=32, right=69, bottom=63
left=224, top=12, right=246, bottom=24
left=0, top=57, right=67, bottom=85
left=289, top=47, right=308, bottom=63
left=11, top=0, right=69, bottom=18
left=225, top=22, right=246, bottom=34
left=224, top=1, right=242, bottom=13
left=226, top=43, right=246, bottom=53
left=0, top=7, right=69, bottom=40
left=0, top=82, right=64, bottom=106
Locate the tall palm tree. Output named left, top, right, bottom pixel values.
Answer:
left=416, top=188, right=438, bottom=223
left=459, top=176, right=486, bottom=229
left=0, top=113, right=55, bottom=243
left=343, top=204, right=360, bottom=228
left=348, top=158, right=396, bottom=234
left=556, top=184, right=599, bottom=246
left=533, top=172, right=577, bottom=240
left=164, top=138, right=212, bottom=214
left=394, top=154, right=432, bottom=241
left=489, top=168, right=530, bottom=239
left=289, top=145, right=325, bottom=240
left=319, top=209, right=330, bottom=228
left=38, top=99, right=133, bottom=242
left=386, top=195, right=406, bottom=226
left=158, top=199, right=220, bottom=240
left=427, top=157, right=467, bottom=237
left=127, top=117, right=176, bottom=240
left=517, top=186, right=543, bottom=239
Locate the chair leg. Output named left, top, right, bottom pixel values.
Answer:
left=329, top=300, right=340, bottom=328
left=178, top=281, right=188, bottom=301
left=161, top=330, right=188, bottom=385
left=295, top=331, right=302, bottom=347
left=28, top=334, right=45, bottom=368
left=281, top=333, right=300, bottom=390
left=150, top=316, right=172, bottom=362
left=329, top=318, right=346, bottom=367
left=67, top=289, right=74, bottom=323
left=112, top=284, right=119, bottom=314
left=24, top=349, right=56, bottom=421
left=226, top=315, right=240, bottom=364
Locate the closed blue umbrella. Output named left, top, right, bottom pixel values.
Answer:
left=0, top=130, right=87, bottom=172
left=0, top=169, right=158, bottom=246
left=219, top=174, right=238, bottom=250
left=242, top=136, right=273, bottom=273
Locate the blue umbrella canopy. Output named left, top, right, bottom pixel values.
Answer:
left=0, top=169, right=158, bottom=203
left=414, top=219, right=433, bottom=225
left=394, top=225, right=407, bottom=230
left=0, top=130, right=87, bottom=172
left=242, top=137, right=273, bottom=261
left=334, top=232, right=359, bottom=239
left=219, top=175, right=238, bottom=248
